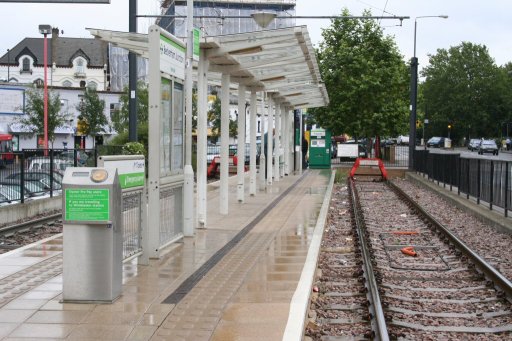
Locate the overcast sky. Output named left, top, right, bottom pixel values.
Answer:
left=1, top=0, right=511, bottom=70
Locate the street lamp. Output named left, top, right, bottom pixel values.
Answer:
left=39, top=24, right=52, bottom=151
left=409, top=15, right=448, bottom=170
left=6, top=49, right=10, bottom=82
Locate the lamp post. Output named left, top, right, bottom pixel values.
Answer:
left=409, top=15, right=447, bottom=170
left=39, top=25, right=52, bottom=151
left=6, top=49, right=10, bottom=82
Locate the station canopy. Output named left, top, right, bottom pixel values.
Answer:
left=87, top=25, right=328, bottom=109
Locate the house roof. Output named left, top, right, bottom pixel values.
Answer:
left=0, top=37, right=107, bottom=68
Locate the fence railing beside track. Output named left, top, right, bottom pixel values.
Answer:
left=413, top=150, right=511, bottom=217
left=0, top=148, right=147, bottom=262
left=331, top=144, right=409, bottom=168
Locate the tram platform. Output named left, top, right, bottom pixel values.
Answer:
left=0, top=169, right=333, bottom=340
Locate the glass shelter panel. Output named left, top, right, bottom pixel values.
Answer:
left=172, top=82, right=184, bottom=173
left=160, top=78, right=172, bottom=177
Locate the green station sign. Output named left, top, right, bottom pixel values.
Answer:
left=65, top=189, right=110, bottom=221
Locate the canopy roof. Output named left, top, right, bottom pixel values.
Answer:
left=87, top=25, right=328, bottom=109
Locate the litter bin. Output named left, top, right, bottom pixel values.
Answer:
left=62, top=167, right=123, bottom=303
left=444, top=138, right=452, bottom=149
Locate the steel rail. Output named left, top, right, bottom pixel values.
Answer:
left=348, top=178, right=389, bottom=341
left=388, top=181, right=512, bottom=299
left=0, top=213, right=62, bottom=236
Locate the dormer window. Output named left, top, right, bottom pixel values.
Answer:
left=20, top=57, right=32, bottom=74
left=74, top=58, right=86, bottom=78
left=22, top=58, right=30, bottom=71
left=76, top=59, right=84, bottom=74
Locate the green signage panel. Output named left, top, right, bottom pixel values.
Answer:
left=65, top=189, right=110, bottom=221
left=119, top=172, right=145, bottom=189
left=193, top=28, right=201, bottom=61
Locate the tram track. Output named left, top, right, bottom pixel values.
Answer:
left=0, top=212, right=62, bottom=252
left=352, top=178, right=512, bottom=339
left=307, top=176, right=512, bottom=340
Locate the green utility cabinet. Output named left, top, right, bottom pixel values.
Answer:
left=309, top=128, right=331, bottom=169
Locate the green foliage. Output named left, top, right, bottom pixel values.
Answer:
left=206, top=91, right=237, bottom=142
left=115, top=81, right=149, bottom=135
left=309, top=8, right=409, bottom=138
left=15, top=89, right=72, bottom=144
left=76, top=88, right=108, bottom=147
left=334, top=168, right=349, bottom=183
left=421, top=42, right=510, bottom=140
left=122, top=141, right=146, bottom=156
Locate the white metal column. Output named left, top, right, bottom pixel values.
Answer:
left=249, top=89, right=257, bottom=196
left=266, top=94, right=274, bottom=185
left=183, top=0, right=194, bottom=236
left=197, top=49, right=208, bottom=226
left=220, top=73, right=230, bottom=215
left=259, top=93, right=267, bottom=191
left=237, top=85, right=246, bottom=203
left=283, top=105, right=290, bottom=176
left=274, top=101, right=281, bottom=181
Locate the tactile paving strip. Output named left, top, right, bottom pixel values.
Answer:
left=162, top=171, right=308, bottom=305
left=0, top=255, right=62, bottom=307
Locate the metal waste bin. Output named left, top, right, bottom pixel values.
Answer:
left=62, top=167, right=122, bottom=303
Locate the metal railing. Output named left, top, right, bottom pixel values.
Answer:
left=331, top=144, right=409, bottom=168
left=413, top=150, right=511, bottom=217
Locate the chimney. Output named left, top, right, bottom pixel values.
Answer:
left=52, top=27, right=59, bottom=39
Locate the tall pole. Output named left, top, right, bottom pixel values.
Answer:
left=7, top=49, right=10, bottom=82
left=410, top=16, right=447, bottom=168
left=128, top=0, right=137, bottom=142
left=43, top=33, right=49, bottom=150
left=183, top=0, right=194, bottom=234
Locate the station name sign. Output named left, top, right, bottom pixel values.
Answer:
left=160, top=34, right=185, bottom=80
left=0, top=1, right=110, bottom=3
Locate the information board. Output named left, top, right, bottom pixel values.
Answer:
left=65, top=189, right=110, bottom=221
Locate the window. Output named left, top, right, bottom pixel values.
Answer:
left=34, top=79, right=44, bottom=87
left=63, top=80, right=72, bottom=87
left=79, top=80, right=86, bottom=88
left=22, top=58, right=30, bottom=72
left=87, top=81, right=97, bottom=90
left=76, top=58, right=84, bottom=74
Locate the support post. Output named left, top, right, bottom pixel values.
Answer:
left=183, top=0, right=195, bottom=236
left=249, top=89, right=257, bottom=196
left=237, top=85, right=246, bottom=202
left=266, top=94, right=274, bottom=185
left=128, top=0, right=138, bottom=142
left=220, top=73, right=230, bottom=214
left=274, top=101, right=280, bottom=181
left=409, top=57, right=418, bottom=170
left=197, top=49, right=208, bottom=226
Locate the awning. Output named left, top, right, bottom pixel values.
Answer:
left=201, top=26, right=329, bottom=109
left=87, top=25, right=328, bottom=110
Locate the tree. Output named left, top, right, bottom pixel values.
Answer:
left=309, top=8, right=409, bottom=139
left=207, top=90, right=237, bottom=143
left=421, top=42, right=507, bottom=141
left=76, top=88, right=108, bottom=148
left=15, top=89, right=71, bottom=147
left=114, top=81, right=149, bottom=135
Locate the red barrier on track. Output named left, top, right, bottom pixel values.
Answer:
left=349, top=158, right=388, bottom=180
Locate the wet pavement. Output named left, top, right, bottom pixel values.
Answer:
left=0, top=169, right=332, bottom=340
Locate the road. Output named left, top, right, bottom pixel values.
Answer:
left=420, top=146, right=512, bottom=161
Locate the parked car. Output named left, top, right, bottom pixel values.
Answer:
left=6, top=171, right=63, bottom=190
left=58, top=150, right=90, bottom=166
left=468, top=139, right=481, bottom=151
left=0, top=179, right=49, bottom=198
left=397, top=135, right=410, bottom=145
left=0, top=185, right=31, bottom=203
left=28, top=157, right=73, bottom=175
left=427, top=137, right=445, bottom=148
left=478, top=140, right=499, bottom=155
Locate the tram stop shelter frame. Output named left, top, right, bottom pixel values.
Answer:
left=88, top=25, right=187, bottom=259
left=87, top=25, right=329, bottom=258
